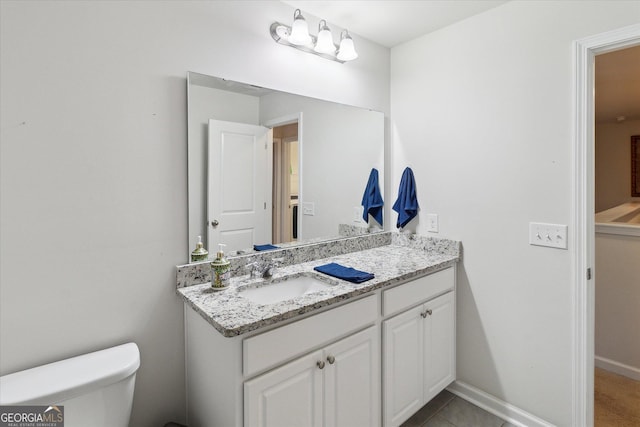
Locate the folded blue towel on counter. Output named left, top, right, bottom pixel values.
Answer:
left=253, top=244, right=279, bottom=251
left=361, top=168, right=384, bottom=226
left=392, top=167, right=419, bottom=228
left=314, top=262, right=374, bottom=283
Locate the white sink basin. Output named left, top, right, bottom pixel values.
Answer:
left=239, top=273, right=334, bottom=305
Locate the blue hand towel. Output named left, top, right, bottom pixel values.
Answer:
left=314, top=262, right=375, bottom=283
left=361, top=168, right=384, bottom=226
left=253, top=244, right=279, bottom=251
left=392, top=167, right=419, bottom=228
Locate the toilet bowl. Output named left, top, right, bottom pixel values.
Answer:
left=0, top=342, right=140, bottom=427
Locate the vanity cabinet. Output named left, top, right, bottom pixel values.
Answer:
left=183, top=266, right=455, bottom=427
left=382, top=268, right=455, bottom=427
left=244, top=326, right=380, bottom=427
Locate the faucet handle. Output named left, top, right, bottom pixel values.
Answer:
left=245, top=262, right=260, bottom=278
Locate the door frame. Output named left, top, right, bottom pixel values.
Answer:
left=263, top=113, right=303, bottom=242
left=572, top=23, right=640, bottom=427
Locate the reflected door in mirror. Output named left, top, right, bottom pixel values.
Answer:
left=208, top=119, right=272, bottom=252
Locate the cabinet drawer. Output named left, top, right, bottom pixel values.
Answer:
left=243, top=294, right=377, bottom=377
left=383, top=267, right=454, bottom=317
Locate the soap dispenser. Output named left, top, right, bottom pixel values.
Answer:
left=191, top=235, right=209, bottom=262
left=211, top=243, right=230, bottom=290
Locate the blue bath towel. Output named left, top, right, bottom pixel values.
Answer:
left=361, top=168, right=384, bottom=226
left=314, top=262, right=375, bottom=283
left=392, top=167, right=419, bottom=228
left=253, top=244, right=279, bottom=251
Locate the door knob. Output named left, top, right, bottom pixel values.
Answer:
left=211, top=220, right=219, bottom=227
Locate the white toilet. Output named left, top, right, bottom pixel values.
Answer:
left=0, top=342, right=140, bottom=427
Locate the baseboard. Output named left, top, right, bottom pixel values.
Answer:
left=595, top=356, right=640, bottom=380
left=446, top=381, right=554, bottom=427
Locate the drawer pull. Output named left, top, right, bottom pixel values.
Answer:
left=317, top=360, right=325, bottom=369
left=327, top=355, right=335, bottom=364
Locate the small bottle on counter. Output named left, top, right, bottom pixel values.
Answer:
left=211, top=243, right=230, bottom=290
left=191, top=235, right=209, bottom=262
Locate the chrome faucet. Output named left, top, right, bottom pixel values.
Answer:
left=247, top=258, right=283, bottom=279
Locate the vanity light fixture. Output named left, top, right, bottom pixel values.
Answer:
left=270, top=9, right=358, bottom=63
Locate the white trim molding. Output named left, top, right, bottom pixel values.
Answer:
left=572, top=23, right=640, bottom=427
left=447, top=381, right=554, bottom=427
left=595, top=356, right=640, bottom=381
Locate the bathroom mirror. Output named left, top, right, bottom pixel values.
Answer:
left=632, top=135, right=640, bottom=197
left=187, top=72, right=385, bottom=261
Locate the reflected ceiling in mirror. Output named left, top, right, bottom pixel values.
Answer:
left=187, top=72, right=385, bottom=263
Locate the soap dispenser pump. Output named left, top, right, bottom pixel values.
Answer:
left=191, top=235, right=209, bottom=262
left=211, top=243, right=230, bottom=290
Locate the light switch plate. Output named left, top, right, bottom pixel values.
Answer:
left=302, top=202, right=315, bottom=216
left=426, top=214, right=439, bottom=233
left=529, top=222, right=568, bottom=249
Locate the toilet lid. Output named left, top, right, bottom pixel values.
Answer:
left=0, top=342, right=140, bottom=405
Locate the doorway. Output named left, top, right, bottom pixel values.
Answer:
left=573, top=23, right=640, bottom=427
left=272, top=123, right=300, bottom=244
left=593, top=45, right=640, bottom=426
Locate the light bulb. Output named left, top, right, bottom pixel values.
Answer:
left=314, top=20, right=335, bottom=54
left=337, top=30, right=358, bottom=61
left=288, top=9, right=311, bottom=46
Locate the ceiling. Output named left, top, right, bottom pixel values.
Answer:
left=281, top=0, right=508, bottom=48
left=281, top=1, right=639, bottom=124
left=595, top=45, right=640, bottom=124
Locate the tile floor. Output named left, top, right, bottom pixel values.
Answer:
left=401, top=390, right=517, bottom=427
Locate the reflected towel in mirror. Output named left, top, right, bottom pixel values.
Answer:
left=361, top=168, right=384, bottom=226
left=253, top=244, right=279, bottom=251
left=314, top=262, right=374, bottom=283
left=392, top=167, right=419, bottom=228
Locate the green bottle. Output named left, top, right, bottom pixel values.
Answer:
left=191, top=235, right=209, bottom=262
left=211, top=244, right=230, bottom=289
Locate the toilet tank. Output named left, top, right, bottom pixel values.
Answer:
left=0, top=342, right=140, bottom=427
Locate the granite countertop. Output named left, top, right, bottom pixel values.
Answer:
left=178, top=239, right=459, bottom=337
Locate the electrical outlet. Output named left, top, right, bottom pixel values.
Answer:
left=426, top=214, right=439, bottom=233
left=302, top=202, right=315, bottom=216
left=354, top=206, right=363, bottom=222
left=529, top=222, right=568, bottom=249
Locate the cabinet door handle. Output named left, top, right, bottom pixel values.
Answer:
left=317, top=361, right=325, bottom=369
left=327, top=355, right=335, bottom=364
left=420, top=309, right=433, bottom=318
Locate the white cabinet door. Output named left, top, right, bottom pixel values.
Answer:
left=244, top=350, right=323, bottom=427
left=423, top=291, right=455, bottom=402
left=324, top=326, right=380, bottom=427
left=383, top=291, right=456, bottom=427
left=383, top=305, right=424, bottom=427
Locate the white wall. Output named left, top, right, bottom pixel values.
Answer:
left=390, top=1, right=640, bottom=425
left=595, top=232, right=640, bottom=378
left=595, top=119, right=640, bottom=212
left=0, top=2, right=389, bottom=426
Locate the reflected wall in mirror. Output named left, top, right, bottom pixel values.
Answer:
left=187, top=72, right=385, bottom=262
left=632, top=135, right=640, bottom=197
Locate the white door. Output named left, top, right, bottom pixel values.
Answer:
left=244, top=350, right=323, bottom=427
left=324, top=326, right=380, bottom=427
left=383, top=305, right=424, bottom=427
left=208, top=120, right=271, bottom=252
left=423, top=292, right=455, bottom=402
